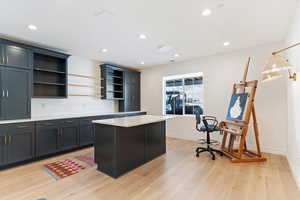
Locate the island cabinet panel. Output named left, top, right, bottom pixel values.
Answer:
left=36, top=120, right=60, bottom=157
left=95, top=124, right=117, bottom=176
left=116, top=126, right=146, bottom=176
left=94, top=120, right=166, bottom=178
left=145, top=121, right=166, bottom=162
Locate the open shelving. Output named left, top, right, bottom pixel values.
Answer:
left=33, top=53, right=68, bottom=98
left=101, top=64, right=124, bottom=100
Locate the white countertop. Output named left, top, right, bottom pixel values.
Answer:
left=0, top=111, right=146, bottom=125
left=92, top=115, right=173, bottom=127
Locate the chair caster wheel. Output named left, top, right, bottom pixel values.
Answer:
left=220, top=152, right=224, bottom=156
left=196, top=154, right=199, bottom=157
left=212, top=156, right=216, bottom=160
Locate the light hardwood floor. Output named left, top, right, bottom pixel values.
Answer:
left=0, top=137, right=299, bottom=200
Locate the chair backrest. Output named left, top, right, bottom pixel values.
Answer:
left=194, top=106, right=203, bottom=125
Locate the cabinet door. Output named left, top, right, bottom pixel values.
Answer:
left=4, top=45, right=29, bottom=69
left=131, top=72, right=141, bottom=111
left=0, top=44, right=4, bottom=65
left=79, top=118, right=95, bottom=146
left=2, top=68, right=31, bottom=120
left=59, top=120, right=79, bottom=150
left=0, top=126, right=7, bottom=166
left=36, top=123, right=60, bottom=157
left=0, top=68, right=4, bottom=120
left=6, top=123, right=34, bottom=164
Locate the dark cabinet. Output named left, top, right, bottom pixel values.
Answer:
left=79, top=118, right=95, bottom=146
left=36, top=119, right=79, bottom=157
left=0, top=126, right=6, bottom=166
left=60, top=119, right=79, bottom=150
left=0, top=44, right=4, bottom=65
left=4, top=45, right=30, bottom=69
left=0, top=123, right=35, bottom=166
left=36, top=121, right=60, bottom=156
left=1, top=67, right=31, bottom=120
left=6, top=123, right=35, bottom=164
left=121, top=70, right=140, bottom=112
left=145, top=121, right=166, bottom=162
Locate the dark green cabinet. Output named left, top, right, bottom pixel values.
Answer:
left=36, top=121, right=60, bottom=157
left=0, top=123, right=35, bottom=166
left=60, top=119, right=79, bottom=150
left=1, top=67, right=31, bottom=120
left=4, top=45, right=30, bottom=69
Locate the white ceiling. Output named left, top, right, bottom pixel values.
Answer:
left=0, top=0, right=297, bottom=68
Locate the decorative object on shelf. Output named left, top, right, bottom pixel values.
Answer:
left=262, top=42, right=300, bottom=82
left=220, top=57, right=267, bottom=163
left=68, top=73, right=103, bottom=98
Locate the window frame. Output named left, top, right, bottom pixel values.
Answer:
left=162, top=72, right=204, bottom=116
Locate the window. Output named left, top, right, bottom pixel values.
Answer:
left=163, top=72, right=204, bottom=115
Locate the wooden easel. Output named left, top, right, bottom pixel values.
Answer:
left=220, top=57, right=267, bottom=163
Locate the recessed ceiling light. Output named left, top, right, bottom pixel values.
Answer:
left=101, top=48, right=108, bottom=53
left=139, top=34, right=147, bottom=39
left=28, top=24, right=37, bottom=31
left=223, top=41, right=230, bottom=46
left=141, top=61, right=145, bottom=65
left=202, top=9, right=212, bottom=16
left=174, top=53, right=180, bottom=57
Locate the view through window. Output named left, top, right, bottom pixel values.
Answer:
left=163, top=72, right=204, bottom=115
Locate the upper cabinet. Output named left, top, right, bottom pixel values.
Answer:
left=101, top=64, right=124, bottom=100
left=120, top=70, right=141, bottom=112
left=1, top=67, right=31, bottom=120
left=100, top=64, right=141, bottom=112
left=32, top=53, right=68, bottom=98
left=4, top=45, right=30, bottom=69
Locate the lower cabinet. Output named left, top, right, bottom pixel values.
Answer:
left=36, top=119, right=79, bottom=156
left=79, top=118, right=95, bottom=146
left=60, top=119, right=79, bottom=150
left=0, top=122, right=35, bottom=166
left=36, top=120, right=60, bottom=157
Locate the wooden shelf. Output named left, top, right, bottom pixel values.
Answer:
left=107, top=90, right=123, bottom=93
left=34, top=67, right=66, bottom=74
left=34, top=81, right=66, bottom=86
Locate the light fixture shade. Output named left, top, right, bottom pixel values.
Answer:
left=261, top=71, right=282, bottom=83
left=262, top=55, right=292, bottom=74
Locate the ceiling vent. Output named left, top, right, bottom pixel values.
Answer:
left=157, top=45, right=173, bottom=54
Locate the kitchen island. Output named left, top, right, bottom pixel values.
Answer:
left=93, top=115, right=171, bottom=178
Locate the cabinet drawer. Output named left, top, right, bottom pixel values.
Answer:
left=60, top=119, right=79, bottom=127
left=80, top=117, right=95, bottom=126
left=36, top=120, right=60, bottom=128
left=7, top=122, right=34, bottom=132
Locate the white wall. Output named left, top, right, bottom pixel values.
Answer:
left=141, top=42, right=287, bottom=155
left=285, top=0, right=300, bottom=189
left=31, top=56, right=117, bottom=117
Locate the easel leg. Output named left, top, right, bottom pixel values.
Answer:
left=252, top=106, right=262, bottom=156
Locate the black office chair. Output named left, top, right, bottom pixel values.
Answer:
left=195, top=107, right=224, bottom=160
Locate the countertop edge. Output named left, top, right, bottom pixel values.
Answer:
left=0, top=111, right=147, bottom=125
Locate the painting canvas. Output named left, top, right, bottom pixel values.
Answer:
left=226, top=93, right=248, bottom=121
